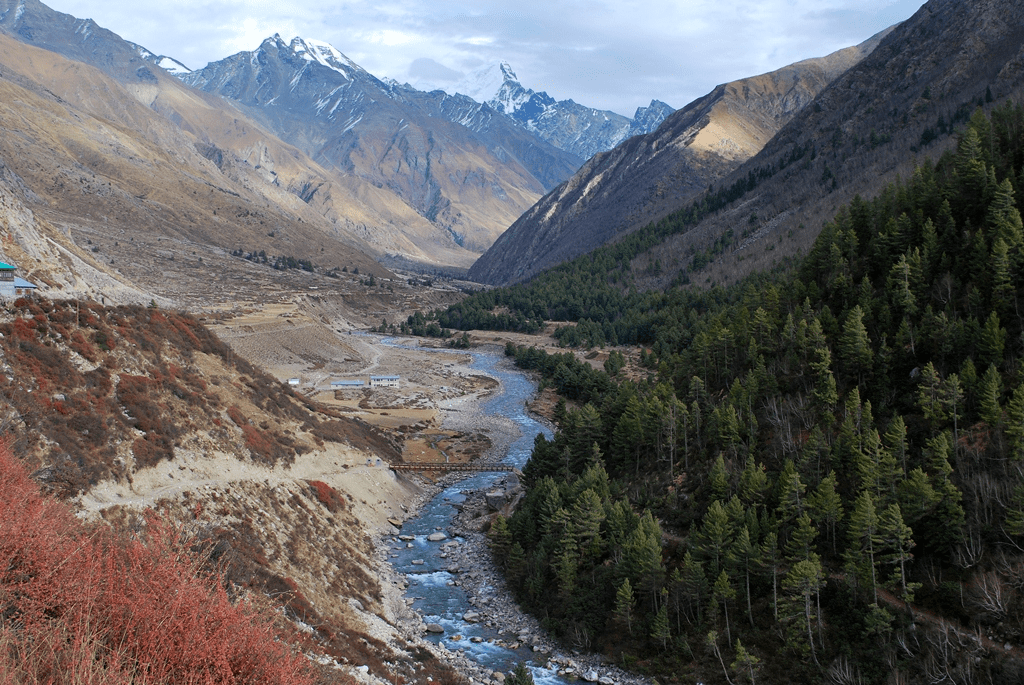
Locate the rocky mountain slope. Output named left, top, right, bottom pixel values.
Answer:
left=0, top=0, right=569, bottom=271
left=426, top=61, right=673, bottom=161
left=469, top=31, right=889, bottom=285
left=636, top=0, right=1024, bottom=290
left=0, top=29, right=408, bottom=306
left=0, top=295, right=481, bottom=684
left=182, top=35, right=583, bottom=260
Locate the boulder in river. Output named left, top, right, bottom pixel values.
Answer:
left=485, top=490, right=507, bottom=511
left=463, top=611, right=481, bottom=623
left=428, top=532, right=448, bottom=542
left=425, top=623, right=445, bottom=634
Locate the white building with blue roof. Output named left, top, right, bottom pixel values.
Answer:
left=0, top=262, right=37, bottom=299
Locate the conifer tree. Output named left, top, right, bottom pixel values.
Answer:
left=615, top=578, right=636, bottom=636
left=709, top=452, right=730, bottom=501
left=731, top=639, right=761, bottom=685
left=571, top=488, right=606, bottom=563
left=739, top=455, right=768, bottom=506
left=785, top=513, right=819, bottom=564
left=697, top=499, right=734, bottom=578
left=490, top=514, right=512, bottom=565
left=877, top=503, right=917, bottom=604
left=917, top=362, right=946, bottom=425
left=729, top=525, right=760, bottom=627
left=979, top=312, right=1006, bottom=368
left=840, top=305, right=873, bottom=386
left=679, top=550, right=708, bottom=625
left=846, top=491, right=880, bottom=604
left=943, top=374, right=964, bottom=447
left=775, top=460, right=806, bottom=527
left=980, top=363, right=1003, bottom=427
left=1005, top=382, right=1024, bottom=462
left=782, top=558, right=824, bottom=665
left=807, top=472, right=844, bottom=555
left=759, top=531, right=781, bottom=623
left=883, top=415, right=909, bottom=474
left=809, top=346, right=838, bottom=414
left=712, top=569, right=737, bottom=644
left=987, top=177, right=1024, bottom=248
left=650, top=594, right=671, bottom=650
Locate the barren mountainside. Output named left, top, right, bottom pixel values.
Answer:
left=0, top=0, right=565, bottom=271
left=641, top=0, right=1024, bottom=290
left=183, top=35, right=584, bottom=262
left=469, top=30, right=889, bottom=285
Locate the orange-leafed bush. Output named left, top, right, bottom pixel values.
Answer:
left=308, top=480, right=346, bottom=513
left=0, top=443, right=314, bottom=685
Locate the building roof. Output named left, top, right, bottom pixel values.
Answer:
left=14, top=278, right=36, bottom=289
left=370, top=375, right=400, bottom=379
left=0, top=262, right=15, bottom=271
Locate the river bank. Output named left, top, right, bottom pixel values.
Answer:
left=376, top=350, right=653, bottom=685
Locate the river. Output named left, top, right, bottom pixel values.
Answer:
left=383, top=344, right=572, bottom=684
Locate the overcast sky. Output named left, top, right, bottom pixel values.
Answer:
left=43, top=0, right=927, bottom=116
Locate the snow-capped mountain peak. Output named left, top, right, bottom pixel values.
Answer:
left=286, top=36, right=361, bottom=79
left=409, top=61, right=517, bottom=104
left=453, top=61, right=517, bottom=102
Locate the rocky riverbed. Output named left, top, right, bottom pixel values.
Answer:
left=374, top=349, right=652, bottom=685
left=375, top=481, right=652, bottom=685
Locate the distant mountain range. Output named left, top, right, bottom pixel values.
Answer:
left=471, top=0, right=1024, bottom=289
left=468, top=30, right=890, bottom=285
left=0, top=0, right=671, bottom=274
left=414, top=61, right=673, bottom=160
left=3, top=0, right=1004, bottom=301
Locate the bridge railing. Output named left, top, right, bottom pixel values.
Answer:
left=390, top=463, right=515, bottom=473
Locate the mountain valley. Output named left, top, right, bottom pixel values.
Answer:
left=4, top=0, right=1024, bottom=683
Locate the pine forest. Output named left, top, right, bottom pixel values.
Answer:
left=416, top=102, right=1024, bottom=683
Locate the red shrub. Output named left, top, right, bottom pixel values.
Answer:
left=308, top=480, right=346, bottom=513
left=0, top=442, right=314, bottom=685
left=228, top=405, right=248, bottom=427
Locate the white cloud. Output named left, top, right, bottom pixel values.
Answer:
left=41, top=0, right=927, bottom=116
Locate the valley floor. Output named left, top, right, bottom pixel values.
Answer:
left=71, top=298, right=586, bottom=685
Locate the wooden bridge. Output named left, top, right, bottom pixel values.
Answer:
left=390, top=463, right=517, bottom=473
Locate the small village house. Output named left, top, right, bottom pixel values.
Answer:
left=0, top=262, right=37, bottom=299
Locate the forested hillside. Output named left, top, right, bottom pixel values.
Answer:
left=472, top=103, right=1024, bottom=683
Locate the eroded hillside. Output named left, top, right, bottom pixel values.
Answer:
left=0, top=297, right=477, bottom=684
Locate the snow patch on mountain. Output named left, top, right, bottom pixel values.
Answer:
left=157, top=57, right=191, bottom=75
left=130, top=41, right=192, bottom=75
left=288, top=36, right=360, bottom=80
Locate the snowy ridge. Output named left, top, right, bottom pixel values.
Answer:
left=287, top=36, right=359, bottom=81
left=157, top=57, right=191, bottom=76
left=130, top=41, right=192, bottom=75
left=409, top=59, right=672, bottom=160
